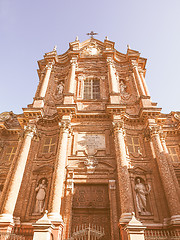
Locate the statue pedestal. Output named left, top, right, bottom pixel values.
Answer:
left=125, top=213, right=146, bottom=240
left=48, top=213, right=64, bottom=240
left=119, top=213, right=146, bottom=240
left=32, top=212, right=55, bottom=240
left=0, top=214, right=14, bottom=233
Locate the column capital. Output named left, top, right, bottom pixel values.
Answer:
left=130, top=60, right=138, bottom=68
left=149, top=125, right=161, bottom=137
left=45, top=60, right=55, bottom=70
left=159, top=131, right=167, bottom=141
left=59, top=121, right=71, bottom=133
left=106, top=56, right=113, bottom=65
left=24, top=125, right=36, bottom=137
left=70, top=58, right=78, bottom=66
left=112, top=120, right=125, bottom=134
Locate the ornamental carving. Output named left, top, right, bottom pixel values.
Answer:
left=72, top=184, right=109, bottom=208
left=174, top=112, right=180, bottom=121
left=0, top=112, right=11, bottom=122
left=81, top=43, right=102, bottom=57
left=84, top=155, right=98, bottom=173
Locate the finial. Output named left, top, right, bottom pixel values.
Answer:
left=127, top=44, right=131, bottom=49
left=53, top=45, right=57, bottom=51
left=86, top=31, right=98, bottom=38
left=75, top=36, right=79, bottom=41
left=105, top=36, right=109, bottom=40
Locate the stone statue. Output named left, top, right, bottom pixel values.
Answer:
left=56, top=82, right=64, bottom=95
left=135, top=178, right=151, bottom=215
left=120, top=80, right=127, bottom=94
left=119, top=80, right=130, bottom=99
left=34, top=179, right=47, bottom=214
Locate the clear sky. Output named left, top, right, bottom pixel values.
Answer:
left=0, top=0, right=179, bottom=114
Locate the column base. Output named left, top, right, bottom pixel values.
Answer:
left=119, top=213, right=133, bottom=224
left=0, top=214, right=14, bottom=233
left=32, top=212, right=55, bottom=240
left=170, top=215, right=180, bottom=225
left=48, top=213, right=64, bottom=240
left=33, top=99, right=44, bottom=108
left=63, top=95, right=74, bottom=104
left=110, top=94, right=121, bottom=104
left=48, top=212, right=63, bottom=224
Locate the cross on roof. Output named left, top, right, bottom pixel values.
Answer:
left=86, top=31, right=98, bottom=38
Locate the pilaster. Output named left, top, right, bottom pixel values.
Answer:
left=33, top=60, right=54, bottom=108
left=106, top=57, right=120, bottom=104
left=0, top=124, right=36, bottom=231
left=64, top=57, right=78, bottom=104
left=48, top=115, right=71, bottom=224
left=109, top=180, right=119, bottom=240
left=112, top=116, right=134, bottom=224
left=149, top=124, right=180, bottom=224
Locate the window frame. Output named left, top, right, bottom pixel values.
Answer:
left=167, top=146, right=179, bottom=162
left=83, top=77, right=100, bottom=100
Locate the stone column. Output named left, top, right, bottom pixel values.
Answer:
left=160, top=133, right=180, bottom=200
left=67, top=58, right=77, bottom=94
left=48, top=115, right=71, bottom=223
left=149, top=125, right=180, bottom=223
left=0, top=125, right=36, bottom=225
left=33, top=61, right=54, bottom=108
left=113, top=117, right=134, bottom=224
left=64, top=58, right=77, bottom=104
left=139, top=70, right=150, bottom=96
left=106, top=57, right=120, bottom=93
left=63, top=171, right=74, bottom=239
left=131, top=63, right=146, bottom=96
left=109, top=180, right=119, bottom=240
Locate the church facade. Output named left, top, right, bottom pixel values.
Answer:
left=0, top=37, right=180, bottom=240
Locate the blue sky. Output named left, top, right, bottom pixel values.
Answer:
left=0, top=0, right=180, bottom=114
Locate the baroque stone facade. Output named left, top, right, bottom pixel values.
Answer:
left=0, top=37, right=180, bottom=240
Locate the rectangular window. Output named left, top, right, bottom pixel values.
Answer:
left=168, top=146, right=179, bottom=162
left=127, top=136, right=140, bottom=154
left=43, top=136, right=56, bottom=153
left=4, top=146, right=17, bottom=162
left=84, top=78, right=100, bottom=100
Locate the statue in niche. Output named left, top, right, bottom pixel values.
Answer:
left=119, top=80, right=130, bottom=99
left=56, top=81, right=64, bottom=95
left=135, top=177, right=151, bottom=215
left=34, top=178, right=47, bottom=214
